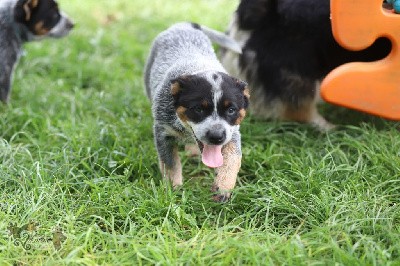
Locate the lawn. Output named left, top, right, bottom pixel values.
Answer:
left=0, top=0, right=400, bottom=265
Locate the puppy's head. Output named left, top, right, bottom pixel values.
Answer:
left=171, top=72, right=249, bottom=168
left=14, top=0, right=74, bottom=39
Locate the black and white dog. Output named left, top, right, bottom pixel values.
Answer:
left=0, top=0, right=74, bottom=103
left=221, top=0, right=391, bottom=130
left=144, top=22, right=249, bottom=202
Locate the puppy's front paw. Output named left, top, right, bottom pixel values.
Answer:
left=211, top=184, right=231, bottom=203
left=212, top=193, right=231, bottom=203
left=172, top=182, right=183, bottom=190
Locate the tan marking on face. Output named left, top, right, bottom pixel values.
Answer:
left=30, top=0, right=39, bottom=7
left=176, top=106, right=188, bottom=122
left=201, top=100, right=209, bottom=108
left=171, top=82, right=180, bottom=96
left=234, top=108, right=246, bottom=125
left=23, top=2, right=32, bottom=21
left=34, top=21, right=50, bottom=35
left=243, top=86, right=250, bottom=99
left=224, top=100, right=231, bottom=107
left=213, top=141, right=241, bottom=193
left=23, top=0, right=39, bottom=21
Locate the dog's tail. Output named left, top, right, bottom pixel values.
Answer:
left=191, top=23, right=242, bottom=54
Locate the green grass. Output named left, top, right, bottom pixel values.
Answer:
left=0, top=0, right=399, bottom=264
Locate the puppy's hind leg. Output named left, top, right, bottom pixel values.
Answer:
left=154, top=125, right=183, bottom=188
left=212, top=132, right=242, bottom=202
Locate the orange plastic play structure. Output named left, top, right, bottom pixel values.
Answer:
left=321, top=0, right=400, bottom=120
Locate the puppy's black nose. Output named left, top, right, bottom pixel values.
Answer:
left=206, top=129, right=226, bottom=145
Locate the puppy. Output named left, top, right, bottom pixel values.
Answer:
left=0, top=0, right=74, bottom=103
left=144, top=22, right=249, bottom=202
left=220, top=0, right=391, bottom=130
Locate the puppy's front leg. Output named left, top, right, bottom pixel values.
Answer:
left=212, top=132, right=242, bottom=202
left=154, top=125, right=183, bottom=188
left=0, top=65, right=13, bottom=103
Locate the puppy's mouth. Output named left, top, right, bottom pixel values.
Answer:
left=196, top=141, right=224, bottom=168
left=202, top=144, right=223, bottom=168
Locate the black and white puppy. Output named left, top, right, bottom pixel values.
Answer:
left=0, top=0, right=74, bottom=103
left=144, top=22, right=249, bottom=202
left=221, top=0, right=391, bottom=130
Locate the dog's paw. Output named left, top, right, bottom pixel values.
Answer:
left=311, top=112, right=336, bottom=132
left=212, top=193, right=231, bottom=203
left=172, top=182, right=183, bottom=190
left=316, top=120, right=336, bottom=132
left=211, top=184, right=231, bottom=203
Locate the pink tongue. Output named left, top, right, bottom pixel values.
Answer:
left=201, top=144, right=223, bottom=168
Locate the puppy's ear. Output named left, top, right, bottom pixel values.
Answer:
left=170, top=75, right=191, bottom=104
left=170, top=80, right=181, bottom=101
left=14, top=0, right=39, bottom=23
left=236, top=79, right=250, bottom=109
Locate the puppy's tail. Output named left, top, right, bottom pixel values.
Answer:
left=191, top=22, right=242, bottom=54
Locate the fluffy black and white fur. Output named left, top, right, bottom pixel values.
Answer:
left=220, top=0, right=391, bottom=130
left=0, top=0, right=74, bottom=103
left=144, top=22, right=249, bottom=202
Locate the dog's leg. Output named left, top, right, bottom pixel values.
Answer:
left=212, top=132, right=242, bottom=202
left=158, top=148, right=182, bottom=188
left=154, top=125, right=183, bottom=187
left=278, top=71, right=335, bottom=131
left=0, top=74, right=11, bottom=103
left=282, top=81, right=335, bottom=131
left=311, top=82, right=336, bottom=131
left=309, top=107, right=336, bottom=131
left=284, top=102, right=335, bottom=131
left=0, top=55, right=18, bottom=103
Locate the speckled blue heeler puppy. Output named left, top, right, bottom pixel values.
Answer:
left=0, top=0, right=74, bottom=103
left=144, top=22, right=250, bottom=202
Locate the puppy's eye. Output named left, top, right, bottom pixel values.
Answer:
left=53, top=12, right=60, bottom=20
left=193, top=106, right=204, bottom=114
left=227, top=107, right=237, bottom=115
